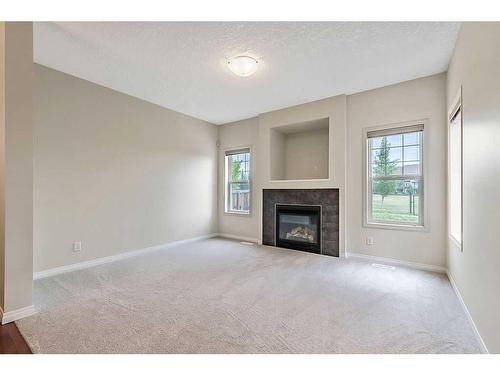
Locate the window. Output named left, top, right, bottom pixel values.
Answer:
left=449, top=107, right=462, bottom=245
left=225, top=148, right=251, bottom=214
left=365, top=124, right=424, bottom=228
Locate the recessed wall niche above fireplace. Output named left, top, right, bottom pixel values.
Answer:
left=269, top=118, right=330, bottom=181
left=263, top=189, right=339, bottom=257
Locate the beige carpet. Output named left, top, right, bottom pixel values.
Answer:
left=17, top=238, right=482, bottom=353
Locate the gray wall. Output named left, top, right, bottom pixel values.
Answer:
left=34, top=64, right=218, bottom=272
left=446, top=22, right=500, bottom=353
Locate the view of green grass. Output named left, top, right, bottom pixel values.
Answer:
left=372, top=194, right=419, bottom=224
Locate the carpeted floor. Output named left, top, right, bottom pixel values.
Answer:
left=17, top=238, right=482, bottom=353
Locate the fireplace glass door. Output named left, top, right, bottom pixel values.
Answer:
left=276, top=204, right=321, bottom=254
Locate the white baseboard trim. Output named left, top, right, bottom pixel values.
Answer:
left=34, top=233, right=218, bottom=280
left=216, top=233, right=260, bottom=244
left=447, top=271, right=489, bottom=354
left=345, top=252, right=446, bottom=273
left=1, top=305, right=36, bottom=324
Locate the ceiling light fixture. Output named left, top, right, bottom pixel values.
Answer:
left=226, top=55, right=259, bottom=77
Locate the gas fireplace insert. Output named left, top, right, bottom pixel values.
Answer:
left=275, top=204, right=321, bottom=254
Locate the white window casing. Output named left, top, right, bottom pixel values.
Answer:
left=363, top=120, right=428, bottom=231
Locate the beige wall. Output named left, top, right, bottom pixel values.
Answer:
left=269, top=128, right=286, bottom=180
left=217, top=117, right=260, bottom=241
left=1, top=22, right=34, bottom=314
left=219, top=75, right=447, bottom=267
left=34, top=64, right=218, bottom=272
left=446, top=22, right=500, bottom=353
left=346, top=74, right=447, bottom=267
left=284, top=128, right=329, bottom=180
left=218, top=96, right=347, bottom=251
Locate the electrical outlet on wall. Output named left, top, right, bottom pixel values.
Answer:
left=72, top=241, right=82, bottom=252
left=366, top=236, right=374, bottom=246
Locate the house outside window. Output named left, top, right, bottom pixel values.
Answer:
left=365, top=123, right=425, bottom=229
left=225, top=148, right=251, bottom=214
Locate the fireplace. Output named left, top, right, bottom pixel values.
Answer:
left=275, top=204, right=321, bottom=254
left=263, top=189, right=339, bottom=257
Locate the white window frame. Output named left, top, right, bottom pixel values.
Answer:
left=448, top=87, right=463, bottom=250
left=224, top=146, right=252, bottom=215
left=362, top=119, right=428, bottom=232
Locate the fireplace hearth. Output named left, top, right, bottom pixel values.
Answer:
left=276, top=204, right=321, bottom=254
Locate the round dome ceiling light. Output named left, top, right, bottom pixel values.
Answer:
left=226, top=55, right=259, bottom=77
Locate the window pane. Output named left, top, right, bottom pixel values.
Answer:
left=384, top=134, right=403, bottom=147
left=226, top=151, right=251, bottom=213
left=371, top=178, right=421, bottom=224
left=370, top=134, right=403, bottom=149
left=404, top=145, right=420, bottom=161
left=371, top=137, right=382, bottom=149
left=403, top=132, right=419, bottom=146
left=394, top=162, right=404, bottom=176
left=228, top=152, right=250, bottom=182
left=371, top=154, right=403, bottom=177
left=370, top=132, right=421, bottom=178
left=229, top=182, right=250, bottom=212
left=370, top=135, right=408, bottom=178
left=367, top=127, right=423, bottom=227
left=371, top=147, right=402, bottom=163
left=403, top=162, right=420, bottom=176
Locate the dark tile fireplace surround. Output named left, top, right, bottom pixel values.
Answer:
left=263, top=189, right=340, bottom=257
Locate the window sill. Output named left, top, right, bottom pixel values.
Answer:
left=224, top=211, right=252, bottom=217
left=364, top=221, right=427, bottom=232
left=268, top=178, right=330, bottom=183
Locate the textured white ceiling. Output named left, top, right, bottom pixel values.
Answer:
left=34, top=22, right=460, bottom=124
